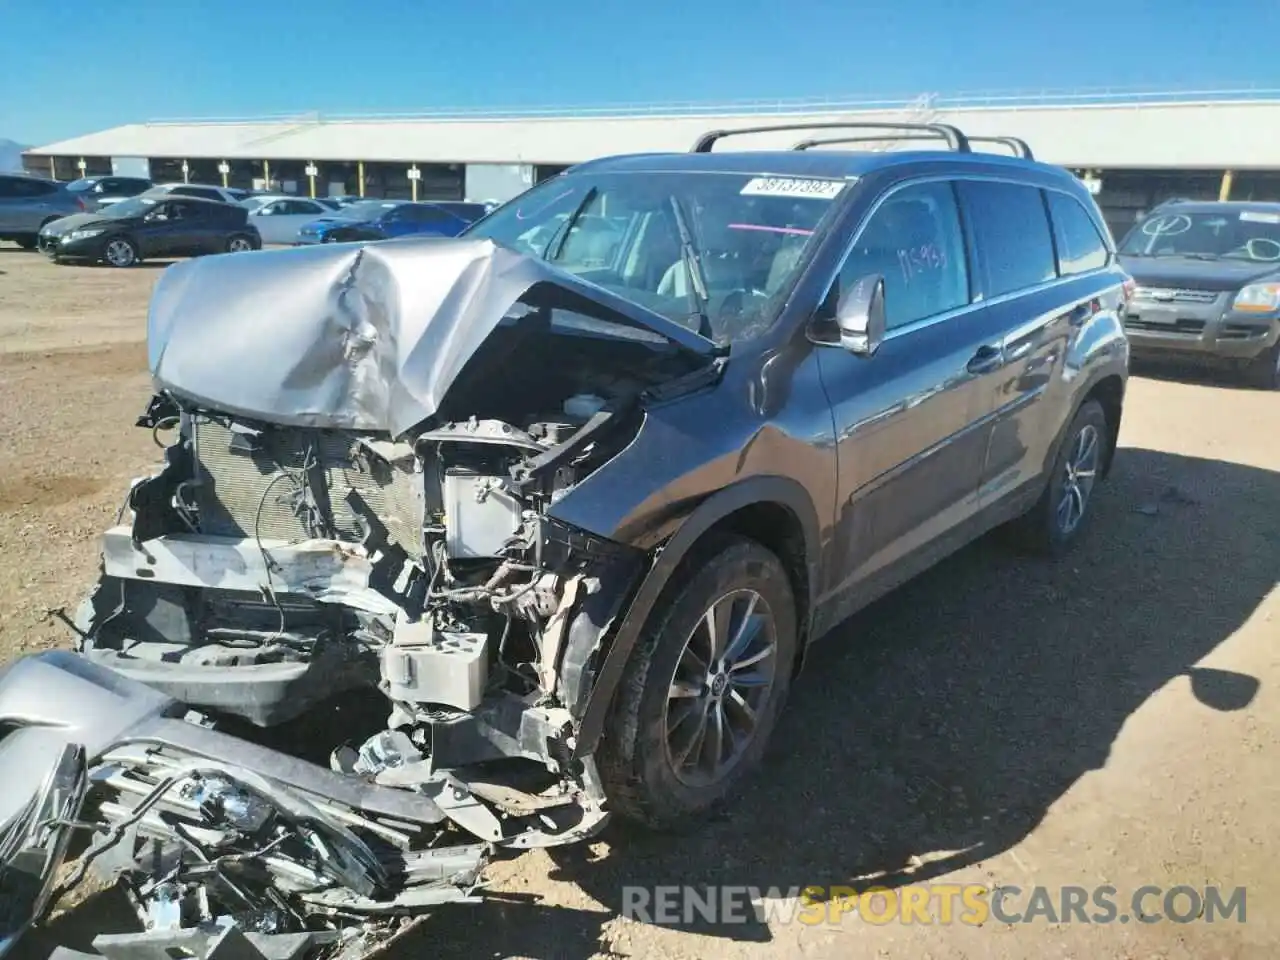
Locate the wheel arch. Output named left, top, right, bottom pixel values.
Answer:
left=1080, top=373, right=1125, bottom=479
left=572, top=475, right=820, bottom=757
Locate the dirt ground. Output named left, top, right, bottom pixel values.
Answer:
left=1, top=246, right=1277, bottom=959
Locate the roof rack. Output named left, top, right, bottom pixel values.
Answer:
left=691, top=121, right=970, bottom=154
left=791, top=132, right=1033, bottom=160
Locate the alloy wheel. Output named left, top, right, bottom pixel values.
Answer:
left=104, top=239, right=135, bottom=267
left=662, top=588, right=778, bottom=788
left=228, top=237, right=253, bottom=253
left=1057, top=423, right=1100, bottom=535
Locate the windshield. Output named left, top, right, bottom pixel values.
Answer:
left=1120, top=208, right=1280, bottom=262
left=338, top=200, right=401, bottom=221
left=100, top=196, right=158, bottom=218
left=463, top=170, right=846, bottom=344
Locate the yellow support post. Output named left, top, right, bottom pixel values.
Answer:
left=308, top=162, right=317, bottom=198
left=263, top=160, right=271, bottom=192
left=357, top=161, right=365, bottom=197
left=410, top=165, right=418, bottom=202
left=181, top=161, right=189, bottom=184
left=220, top=161, right=229, bottom=188
left=1219, top=170, right=1234, bottom=202
left=48, top=156, right=55, bottom=178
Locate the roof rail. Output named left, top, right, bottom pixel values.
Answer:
left=791, top=132, right=1034, bottom=160
left=971, top=136, right=1034, bottom=159
left=692, top=121, right=971, bottom=154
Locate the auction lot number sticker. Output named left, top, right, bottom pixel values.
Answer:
left=741, top=177, right=848, bottom=200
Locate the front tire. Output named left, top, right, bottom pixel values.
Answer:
left=103, top=237, right=138, bottom=268
left=1007, top=399, right=1109, bottom=555
left=1243, top=340, right=1280, bottom=390
left=226, top=235, right=254, bottom=253
left=15, top=235, right=37, bottom=250
left=597, top=535, right=797, bottom=830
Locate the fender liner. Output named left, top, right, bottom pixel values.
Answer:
left=572, top=475, right=821, bottom=757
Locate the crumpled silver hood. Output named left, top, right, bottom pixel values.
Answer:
left=147, top=237, right=714, bottom=437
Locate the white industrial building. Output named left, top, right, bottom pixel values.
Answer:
left=25, top=90, right=1280, bottom=235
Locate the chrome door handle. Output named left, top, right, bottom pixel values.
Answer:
left=967, top=345, right=1004, bottom=374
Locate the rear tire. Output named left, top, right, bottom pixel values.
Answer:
left=15, top=235, right=37, bottom=250
left=597, top=535, right=797, bottom=831
left=1243, top=341, right=1280, bottom=390
left=226, top=235, right=255, bottom=253
left=1006, top=399, right=1110, bottom=556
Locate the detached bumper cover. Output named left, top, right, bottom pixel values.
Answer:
left=0, top=652, right=504, bottom=960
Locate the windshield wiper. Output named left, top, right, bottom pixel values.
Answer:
left=667, top=196, right=713, bottom=340
left=543, top=187, right=598, bottom=262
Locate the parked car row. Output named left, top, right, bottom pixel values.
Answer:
left=4, top=154, right=1277, bottom=388
left=290, top=198, right=489, bottom=244
left=0, top=171, right=493, bottom=258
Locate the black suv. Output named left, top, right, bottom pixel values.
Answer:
left=38, top=193, right=261, bottom=266
left=0, top=122, right=1130, bottom=954
left=1118, top=199, right=1280, bottom=388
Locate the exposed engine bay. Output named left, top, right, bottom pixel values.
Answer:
left=0, top=239, right=722, bottom=959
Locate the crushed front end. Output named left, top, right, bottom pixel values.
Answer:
left=1, top=238, right=718, bottom=958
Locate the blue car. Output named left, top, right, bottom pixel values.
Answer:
left=294, top=200, right=486, bottom=244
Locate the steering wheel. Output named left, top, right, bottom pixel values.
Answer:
left=1245, top=237, right=1280, bottom=262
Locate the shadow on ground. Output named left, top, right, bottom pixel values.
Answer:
left=397, top=447, right=1278, bottom=956
left=14, top=448, right=1279, bottom=960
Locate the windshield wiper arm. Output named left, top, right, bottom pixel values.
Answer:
left=542, top=187, right=598, bottom=262
left=668, top=196, right=713, bottom=340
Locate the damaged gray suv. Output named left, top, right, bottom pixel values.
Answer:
left=0, top=123, right=1130, bottom=959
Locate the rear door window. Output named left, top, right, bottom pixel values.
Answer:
left=167, top=200, right=203, bottom=220
left=8, top=178, right=58, bottom=198
left=956, top=180, right=1056, bottom=297
left=1046, top=191, right=1109, bottom=275
left=173, top=186, right=223, bottom=202
left=280, top=199, right=324, bottom=216
left=408, top=206, right=458, bottom=225
left=835, top=180, right=971, bottom=331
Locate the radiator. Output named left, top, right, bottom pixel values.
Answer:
left=191, top=417, right=426, bottom=559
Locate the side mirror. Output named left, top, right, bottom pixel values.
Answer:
left=834, top=274, right=887, bottom=355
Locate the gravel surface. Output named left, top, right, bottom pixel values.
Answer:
left=1, top=246, right=1276, bottom=959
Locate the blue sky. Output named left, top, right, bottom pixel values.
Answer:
left=2, top=0, right=1278, bottom=146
